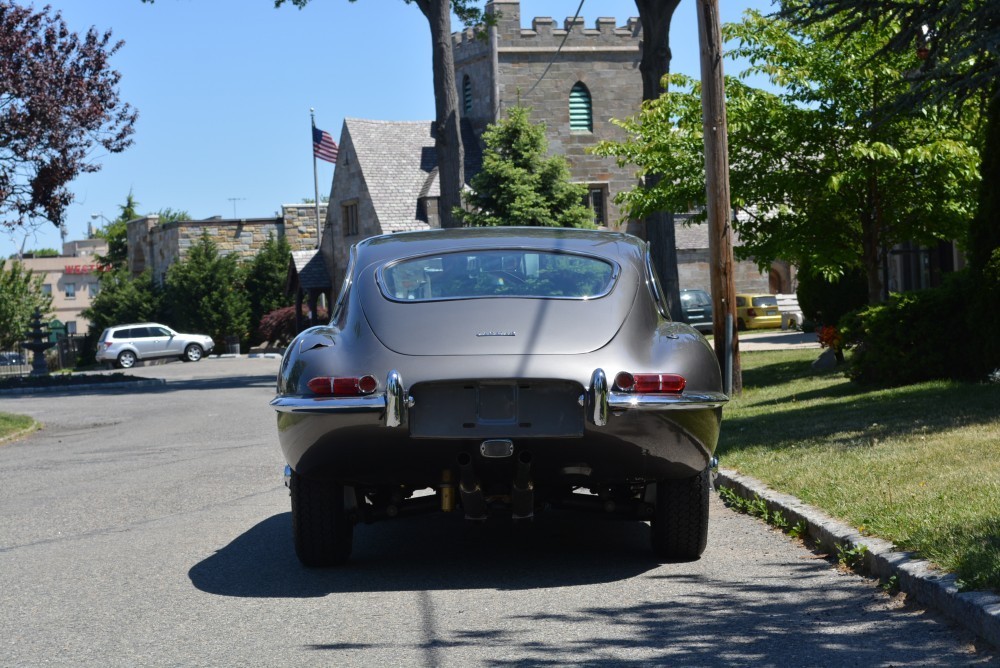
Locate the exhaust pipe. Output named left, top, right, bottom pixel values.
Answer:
left=457, top=452, right=487, bottom=521
left=511, top=451, right=534, bottom=520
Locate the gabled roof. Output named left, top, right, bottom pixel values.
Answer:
left=287, top=249, right=331, bottom=294
left=344, top=118, right=482, bottom=233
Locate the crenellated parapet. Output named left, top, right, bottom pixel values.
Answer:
left=453, top=0, right=640, bottom=66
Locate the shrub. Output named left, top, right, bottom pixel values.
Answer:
left=841, top=272, right=976, bottom=385
left=256, top=305, right=329, bottom=347
left=795, top=262, right=868, bottom=327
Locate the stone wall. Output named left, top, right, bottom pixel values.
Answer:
left=127, top=205, right=326, bottom=283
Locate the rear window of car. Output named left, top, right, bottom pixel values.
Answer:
left=752, top=296, right=778, bottom=307
left=379, top=250, right=618, bottom=301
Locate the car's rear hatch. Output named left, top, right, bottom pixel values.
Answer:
left=360, top=272, right=639, bottom=356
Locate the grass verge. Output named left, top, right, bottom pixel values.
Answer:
left=718, top=349, right=1000, bottom=592
left=0, top=412, right=38, bottom=443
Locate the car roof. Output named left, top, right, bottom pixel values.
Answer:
left=354, top=227, right=645, bottom=266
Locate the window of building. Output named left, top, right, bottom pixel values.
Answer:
left=42, top=284, right=52, bottom=295
left=66, top=321, right=77, bottom=335
left=463, top=75, right=473, bottom=116
left=342, top=201, right=359, bottom=237
left=65, top=283, right=76, bottom=300
left=582, top=185, right=607, bottom=227
left=569, top=82, right=593, bottom=133
left=88, top=282, right=99, bottom=298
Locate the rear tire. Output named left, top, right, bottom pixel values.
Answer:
left=290, top=470, right=353, bottom=567
left=116, top=350, right=137, bottom=369
left=651, top=467, right=710, bottom=561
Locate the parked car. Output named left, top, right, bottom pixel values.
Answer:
left=735, top=294, right=782, bottom=330
left=680, top=288, right=713, bottom=333
left=95, top=323, right=214, bottom=368
left=272, top=227, right=728, bottom=566
left=0, top=352, right=27, bottom=366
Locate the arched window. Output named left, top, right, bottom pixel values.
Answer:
left=569, top=82, right=593, bottom=133
left=463, top=75, right=473, bottom=116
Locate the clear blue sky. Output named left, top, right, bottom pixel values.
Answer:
left=1, top=0, right=774, bottom=258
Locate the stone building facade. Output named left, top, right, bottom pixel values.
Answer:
left=453, top=0, right=642, bottom=229
left=127, top=204, right=326, bottom=283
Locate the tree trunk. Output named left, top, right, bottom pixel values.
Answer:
left=416, top=0, right=465, bottom=229
left=635, top=0, right=683, bottom=322
left=862, top=173, right=884, bottom=304
left=697, top=0, right=740, bottom=396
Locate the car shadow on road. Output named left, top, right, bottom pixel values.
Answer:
left=189, top=510, right=661, bottom=598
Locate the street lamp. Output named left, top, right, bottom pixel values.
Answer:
left=90, top=213, right=111, bottom=238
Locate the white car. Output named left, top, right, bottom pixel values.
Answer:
left=96, top=323, right=214, bottom=368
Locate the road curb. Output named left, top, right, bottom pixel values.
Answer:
left=717, top=468, right=1000, bottom=649
left=0, top=378, right=166, bottom=396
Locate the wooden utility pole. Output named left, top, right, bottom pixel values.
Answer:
left=697, top=0, right=741, bottom=396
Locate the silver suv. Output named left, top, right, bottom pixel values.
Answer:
left=96, top=323, right=215, bottom=369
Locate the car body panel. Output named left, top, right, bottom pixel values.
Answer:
left=274, top=228, right=726, bottom=494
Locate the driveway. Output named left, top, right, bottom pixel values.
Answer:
left=0, top=356, right=995, bottom=666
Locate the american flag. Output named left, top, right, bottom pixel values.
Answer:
left=312, top=126, right=339, bottom=163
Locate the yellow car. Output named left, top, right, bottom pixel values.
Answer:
left=735, top=294, right=782, bottom=330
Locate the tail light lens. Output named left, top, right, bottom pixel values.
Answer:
left=614, top=372, right=686, bottom=394
left=747, top=308, right=758, bottom=317
left=308, top=375, right=378, bottom=396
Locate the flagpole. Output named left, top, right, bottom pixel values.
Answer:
left=310, top=108, right=321, bottom=250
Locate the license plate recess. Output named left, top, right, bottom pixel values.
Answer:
left=409, top=380, right=584, bottom=438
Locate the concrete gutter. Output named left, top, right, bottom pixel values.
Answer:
left=0, top=378, right=165, bottom=396
left=718, top=467, right=1000, bottom=649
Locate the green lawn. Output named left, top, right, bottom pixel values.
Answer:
left=719, top=349, right=1000, bottom=591
left=0, top=412, right=37, bottom=443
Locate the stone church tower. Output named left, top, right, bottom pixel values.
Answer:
left=453, top=0, right=643, bottom=230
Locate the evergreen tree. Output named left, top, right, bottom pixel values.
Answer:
left=163, top=233, right=250, bottom=350
left=81, top=267, right=162, bottom=334
left=456, top=106, right=594, bottom=229
left=95, top=191, right=140, bottom=270
left=244, top=234, right=292, bottom=344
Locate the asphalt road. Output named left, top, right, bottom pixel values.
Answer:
left=0, top=356, right=995, bottom=667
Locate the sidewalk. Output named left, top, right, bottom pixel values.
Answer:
left=736, top=329, right=820, bottom=352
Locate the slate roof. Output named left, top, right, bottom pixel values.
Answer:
left=288, top=249, right=331, bottom=291
left=344, top=118, right=482, bottom=233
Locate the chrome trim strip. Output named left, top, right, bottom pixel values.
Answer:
left=607, top=391, right=729, bottom=411
left=589, top=368, right=609, bottom=427
left=270, top=395, right=386, bottom=414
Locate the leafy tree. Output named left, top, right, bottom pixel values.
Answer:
left=791, top=0, right=999, bottom=277
left=456, top=106, right=593, bottom=228
left=596, top=9, right=981, bottom=303
left=155, top=207, right=189, bottom=224
left=81, top=267, right=163, bottom=335
left=0, top=259, right=52, bottom=348
left=163, top=233, right=250, bottom=350
left=243, top=233, right=293, bottom=344
left=21, top=248, right=59, bottom=258
left=0, top=1, right=137, bottom=231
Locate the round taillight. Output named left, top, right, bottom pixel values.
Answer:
left=357, top=375, right=378, bottom=394
left=614, top=372, right=635, bottom=391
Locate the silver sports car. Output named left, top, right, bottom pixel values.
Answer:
left=272, top=227, right=728, bottom=566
